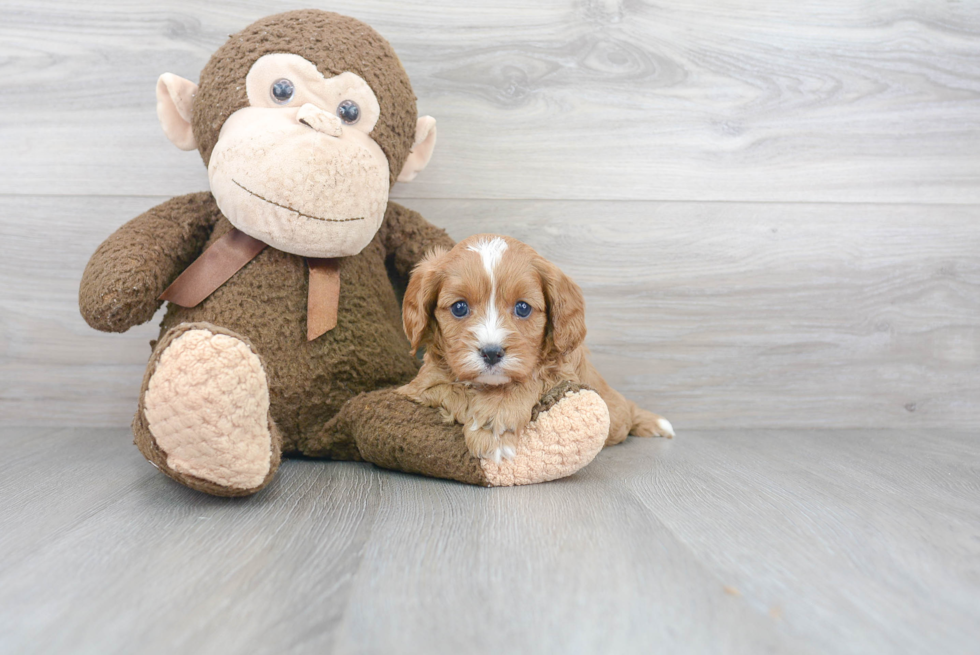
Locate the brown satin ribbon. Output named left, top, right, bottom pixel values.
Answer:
left=307, top=258, right=341, bottom=341
left=159, top=227, right=341, bottom=341
left=160, top=228, right=267, bottom=307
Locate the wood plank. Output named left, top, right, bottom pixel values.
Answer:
left=330, top=453, right=803, bottom=655
left=0, top=195, right=168, bottom=427
left=600, top=429, right=980, bottom=655
left=1, top=427, right=977, bottom=654
left=4, top=195, right=978, bottom=430
left=334, top=428, right=980, bottom=655
left=0, top=428, right=384, bottom=655
left=1, top=1, right=978, bottom=202
left=609, top=429, right=980, bottom=655
left=0, top=427, right=155, bottom=571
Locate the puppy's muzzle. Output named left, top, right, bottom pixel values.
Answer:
left=479, top=345, right=504, bottom=367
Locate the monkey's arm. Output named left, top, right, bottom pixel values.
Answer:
left=301, top=381, right=610, bottom=486
left=79, top=192, right=222, bottom=332
left=380, top=201, right=455, bottom=285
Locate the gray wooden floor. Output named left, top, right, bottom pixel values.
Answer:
left=2, top=1, right=980, bottom=653
left=1, top=426, right=977, bottom=655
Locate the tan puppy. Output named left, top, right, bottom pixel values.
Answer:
left=398, top=234, right=673, bottom=463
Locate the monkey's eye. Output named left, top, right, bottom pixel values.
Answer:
left=514, top=301, right=532, bottom=318
left=337, top=99, right=360, bottom=125
left=450, top=301, right=469, bottom=318
left=270, top=79, right=295, bottom=105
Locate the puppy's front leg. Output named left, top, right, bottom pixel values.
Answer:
left=465, top=385, right=542, bottom=463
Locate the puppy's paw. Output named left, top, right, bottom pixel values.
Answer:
left=480, top=387, right=609, bottom=486
left=464, top=426, right=495, bottom=461
left=485, top=444, right=517, bottom=464
left=653, top=416, right=675, bottom=439
left=464, top=426, right=519, bottom=463
left=492, top=431, right=520, bottom=463
left=631, top=409, right=675, bottom=439
left=438, top=407, right=457, bottom=425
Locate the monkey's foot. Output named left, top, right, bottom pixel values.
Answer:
left=134, top=322, right=281, bottom=496
left=479, top=382, right=610, bottom=487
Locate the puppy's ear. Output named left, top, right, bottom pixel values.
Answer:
left=403, top=247, right=448, bottom=353
left=536, top=258, right=587, bottom=356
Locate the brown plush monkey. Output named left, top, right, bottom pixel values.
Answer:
left=79, top=10, right=611, bottom=496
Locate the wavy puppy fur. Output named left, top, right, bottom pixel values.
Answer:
left=398, top=234, right=673, bottom=463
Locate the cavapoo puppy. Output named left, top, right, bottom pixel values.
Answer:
left=398, top=234, right=673, bottom=462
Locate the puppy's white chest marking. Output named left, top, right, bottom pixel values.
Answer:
left=467, top=237, right=509, bottom=349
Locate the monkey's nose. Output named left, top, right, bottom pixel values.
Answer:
left=297, top=103, right=342, bottom=137
left=479, top=346, right=505, bottom=367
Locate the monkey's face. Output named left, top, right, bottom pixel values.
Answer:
left=206, top=54, right=389, bottom=258
left=156, top=11, right=438, bottom=258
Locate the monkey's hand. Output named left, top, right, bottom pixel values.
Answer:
left=302, top=381, right=609, bottom=487
left=79, top=192, right=222, bottom=332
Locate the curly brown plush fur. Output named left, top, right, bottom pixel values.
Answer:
left=79, top=192, right=222, bottom=333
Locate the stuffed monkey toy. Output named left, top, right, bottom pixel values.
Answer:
left=79, top=10, right=610, bottom=497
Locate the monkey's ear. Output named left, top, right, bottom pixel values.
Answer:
left=156, top=73, right=199, bottom=151
left=396, top=116, right=437, bottom=183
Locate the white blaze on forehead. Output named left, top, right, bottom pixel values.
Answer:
left=468, top=237, right=508, bottom=277
left=466, top=237, right=509, bottom=351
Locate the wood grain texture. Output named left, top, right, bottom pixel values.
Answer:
left=1, top=0, right=978, bottom=202
left=4, top=195, right=978, bottom=430
left=1, top=427, right=977, bottom=654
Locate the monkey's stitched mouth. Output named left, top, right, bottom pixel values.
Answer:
left=232, top=180, right=365, bottom=223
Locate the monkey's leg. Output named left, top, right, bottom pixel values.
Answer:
left=305, top=381, right=609, bottom=487
left=133, top=322, right=282, bottom=497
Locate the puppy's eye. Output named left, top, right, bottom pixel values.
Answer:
left=514, top=301, right=532, bottom=318
left=270, top=79, right=295, bottom=105
left=337, top=99, right=360, bottom=125
left=450, top=300, right=469, bottom=318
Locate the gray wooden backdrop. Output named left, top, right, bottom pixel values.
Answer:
left=2, top=0, right=979, bottom=430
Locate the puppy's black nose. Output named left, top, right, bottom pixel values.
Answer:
left=479, top=346, right=504, bottom=367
